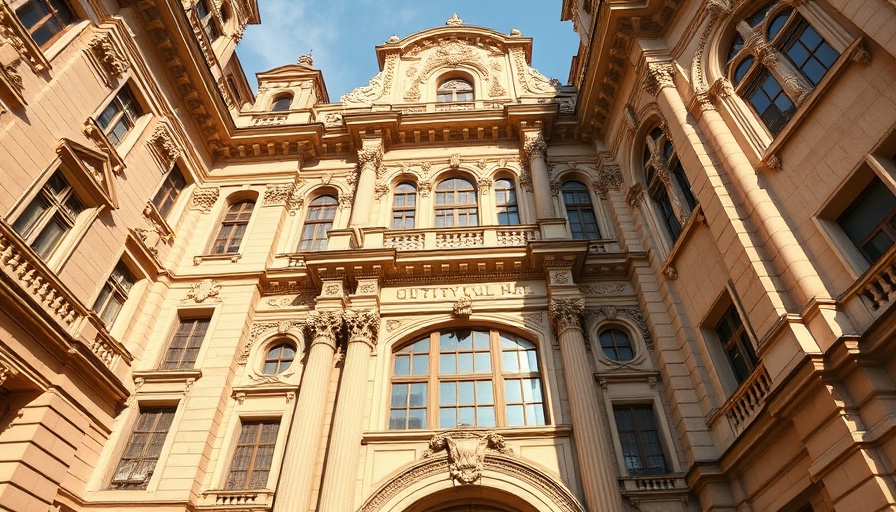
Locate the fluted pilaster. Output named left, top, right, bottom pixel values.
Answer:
left=549, top=298, right=626, bottom=512
left=317, top=308, right=380, bottom=512
left=272, top=310, right=341, bottom=512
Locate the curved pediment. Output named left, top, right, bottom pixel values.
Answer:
left=341, top=15, right=560, bottom=107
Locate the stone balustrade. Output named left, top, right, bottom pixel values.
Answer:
left=851, top=245, right=896, bottom=312
left=620, top=474, right=687, bottom=493
left=199, top=489, right=274, bottom=509
left=722, top=363, right=772, bottom=433
left=378, top=225, right=539, bottom=251
left=0, top=220, right=130, bottom=371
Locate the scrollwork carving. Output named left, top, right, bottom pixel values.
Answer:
left=424, top=430, right=513, bottom=485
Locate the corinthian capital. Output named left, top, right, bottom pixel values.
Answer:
left=344, top=308, right=379, bottom=347
left=357, top=136, right=384, bottom=170
left=549, top=298, right=585, bottom=336
left=521, top=130, right=547, bottom=163
left=305, top=310, right=344, bottom=348
left=642, top=62, right=676, bottom=96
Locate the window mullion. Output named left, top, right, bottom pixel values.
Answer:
left=429, top=331, right=439, bottom=430
left=491, top=329, right=507, bottom=426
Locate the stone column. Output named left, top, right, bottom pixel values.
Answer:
left=643, top=61, right=829, bottom=307
left=349, top=134, right=384, bottom=228
left=272, top=310, right=342, bottom=512
left=549, top=297, right=626, bottom=512
left=521, top=128, right=555, bottom=220
left=317, top=308, right=379, bottom=512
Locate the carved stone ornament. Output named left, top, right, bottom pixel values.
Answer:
left=0, top=359, right=15, bottom=386
left=642, top=62, right=676, bottom=96
left=549, top=298, right=585, bottom=337
left=297, top=50, right=313, bottom=67
left=623, top=104, right=638, bottom=131
left=341, top=54, right=397, bottom=105
left=626, top=183, right=645, bottom=209
left=191, top=187, right=219, bottom=212
left=87, top=32, right=129, bottom=84
left=423, top=430, right=513, bottom=485
left=344, top=308, right=379, bottom=346
left=185, top=279, right=222, bottom=303
left=522, top=132, right=548, bottom=163
left=449, top=153, right=462, bottom=169
left=453, top=296, right=473, bottom=317
left=263, top=177, right=306, bottom=213
left=358, top=138, right=384, bottom=170
left=304, top=310, right=343, bottom=348
left=595, top=164, right=623, bottom=197
left=664, top=266, right=679, bottom=280
left=445, top=12, right=463, bottom=26
left=148, top=123, right=181, bottom=171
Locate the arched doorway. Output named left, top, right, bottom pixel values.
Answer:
left=408, top=487, right=537, bottom=512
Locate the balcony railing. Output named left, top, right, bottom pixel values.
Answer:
left=0, top=220, right=130, bottom=371
left=377, top=225, right=539, bottom=251
left=721, top=363, right=772, bottom=433
left=198, top=489, right=274, bottom=510
left=850, top=244, right=896, bottom=312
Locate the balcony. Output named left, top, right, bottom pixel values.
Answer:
left=197, top=489, right=274, bottom=510
left=369, top=225, right=540, bottom=251
left=719, top=363, right=772, bottom=434
left=0, top=220, right=131, bottom=373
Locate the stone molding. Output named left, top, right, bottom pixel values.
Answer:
left=423, top=429, right=513, bottom=485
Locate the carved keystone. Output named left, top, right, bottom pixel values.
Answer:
left=423, top=430, right=513, bottom=485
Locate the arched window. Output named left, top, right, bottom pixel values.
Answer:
left=263, top=342, right=296, bottom=374
left=494, top=178, right=519, bottom=225
left=599, top=329, right=634, bottom=361
left=195, top=0, right=221, bottom=41
left=437, top=79, right=474, bottom=103
left=271, top=94, right=293, bottom=112
left=391, top=182, right=417, bottom=229
left=212, top=200, right=254, bottom=254
left=389, top=328, right=546, bottom=430
left=644, top=127, right=697, bottom=242
left=561, top=181, right=600, bottom=240
left=435, top=178, right=478, bottom=227
left=726, top=3, right=839, bottom=135
left=299, top=195, right=337, bottom=251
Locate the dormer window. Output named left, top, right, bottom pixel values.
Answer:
left=437, top=79, right=473, bottom=103
left=271, top=94, right=293, bottom=112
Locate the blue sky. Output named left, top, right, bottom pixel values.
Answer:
left=236, top=1, right=580, bottom=101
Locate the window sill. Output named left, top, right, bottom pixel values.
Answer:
left=133, top=369, right=202, bottom=383
left=194, top=252, right=241, bottom=265
left=42, top=19, right=90, bottom=64
left=660, top=205, right=706, bottom=280
left=361, top=424, right=572, bottom=444
left=758, top=37, right=870, bottom=172
left=198, top=489, right=274, bottom=509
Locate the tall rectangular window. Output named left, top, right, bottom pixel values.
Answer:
left=614, top=404, right=667, bottom=476
left=111, top=408, right=175, bottom=489
left=15, top=0, right=75, bottom=47
left=152, top=165, right=187, bottom=218
left=11, top=170, right=84, bottom=259
left=715, top=305, right=758, bottom=384
left=225, top=420, right=280, bottom=490
left=93, top=262, right=137, bottom=325
left=98, top=86, right=143, bottom=146
left=836, top=178, right=896, bottom=265
left=159, top=317, right=210, bottom=370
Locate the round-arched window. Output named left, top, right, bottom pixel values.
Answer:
left=271, top=94, right=293, bottom=112
left=599, top=329, right=634, bottom=361
left=437, top=79, right=474, bottom=103
left=263, top=342, right=296, bottom=374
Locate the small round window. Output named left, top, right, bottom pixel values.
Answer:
left=263, top=343, right=297, bottom=374
left=599, top=329, right=634, bottom=361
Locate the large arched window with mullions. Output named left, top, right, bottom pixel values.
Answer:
left=388, top=328, right=547, bottom=430
left=726, top=2, right=840, bottom=135
left=435, top=177, right=478, bottom=227
left=561, top=181, right=600, bottom=240
left=643, top=126, right=697, bottom=243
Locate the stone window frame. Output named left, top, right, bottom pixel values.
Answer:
left=6, top=0, right=89, bottom=63
left=712, top=0, right=864, bottom=157
left=106, top=398, right=182, bottom=491
left=150, top=163, right=189, bottom=220
left=610, top=403, right=670, bottom=476
left=194, top=0, right=222, bottom=42
left=210, top=198, right=255, bottom=255
left=436, top=77, right=475, bottom=103
left=390, top=180, right=418, bottom=230
left=433, top=175, right=480, bottom=228
left=91, top=80, right=154, bottom=159
left=387, top=326, right=550, bottom=431
left=5, top=140, right=115, bottom=271
left=699, top=287, right=763, bottom=398
left=641, top=125, right=698, bottom=247
left=223, top=418, right=281, bottom=490
left=597, top=327, right=636, bottom=362
left=814, top=136, right=896, bottom=279
left=298, top=193, right=338, bottom=252
left=91, top=258, right=139, bottom=328
left=602, top=390, right=682, bottom=478
left=493, top=175, right=521, bottom=226
left=260, top=339, right=298, bottom=375
left=11, top=0, right=78, bottom=48
left=560, top=180, right=602, bottom=240
left=210, top=412, right=289, bottom=492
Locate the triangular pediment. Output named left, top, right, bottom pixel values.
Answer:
left=55, top=138, right=118, bottom=209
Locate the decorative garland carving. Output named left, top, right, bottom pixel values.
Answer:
left=184, top=279, right=221, bottom=303
left=147, top=123, right=181, bottom=172
left=86, top=32, right=130, bottom=85
left=423, top=430, right=513, bottom=485
left=452, top=296, right=473, bottom=317
left=263, top=177, right=306, bottom=213
left=595, top=163, right=623, bottom=197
